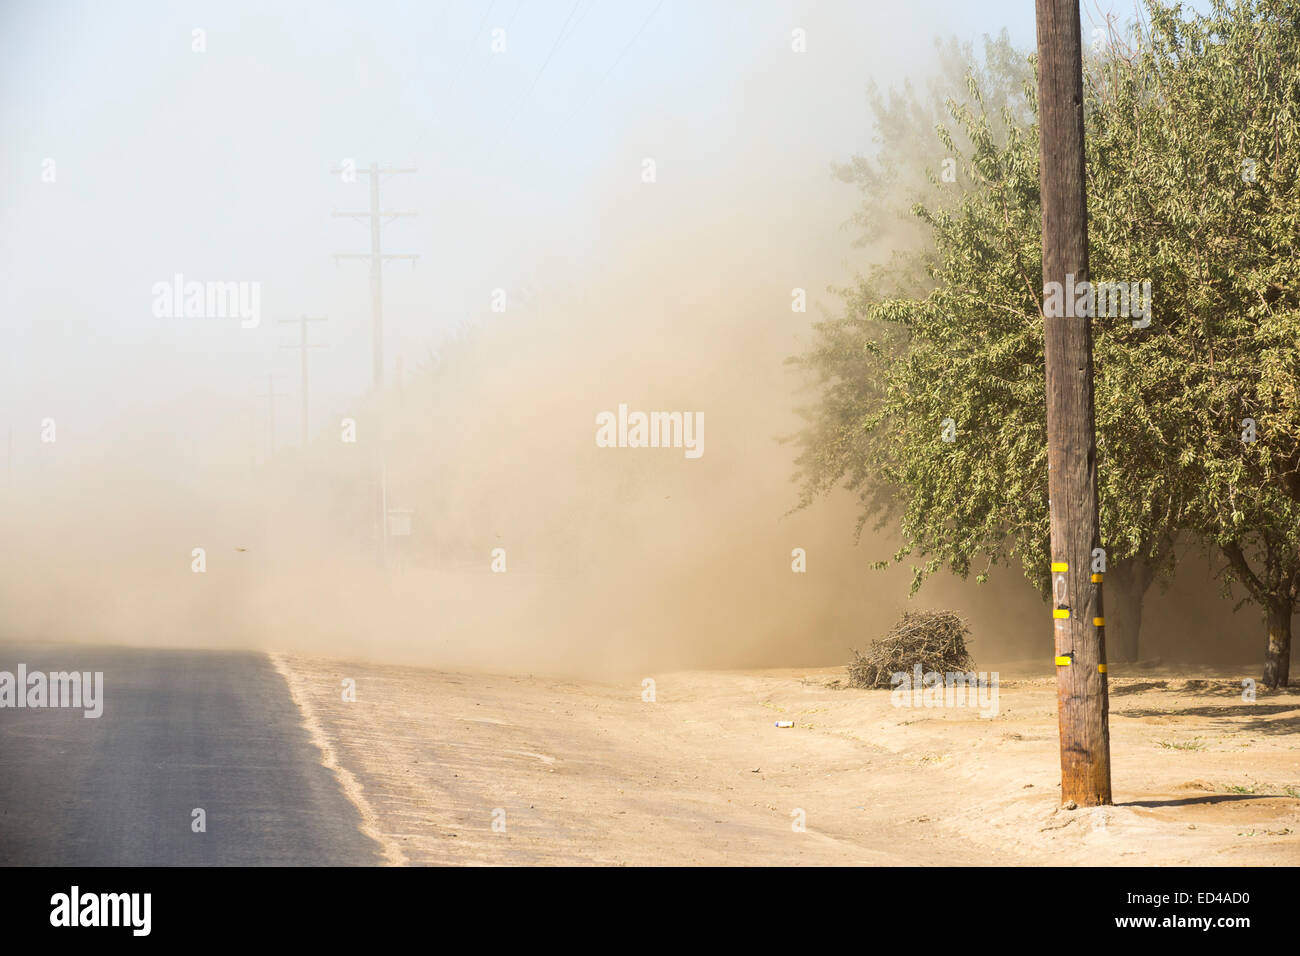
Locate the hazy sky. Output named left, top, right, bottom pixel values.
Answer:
left=1, top=0, right=1248, bottom=674
left=0, top=0, right=1206, bottom=451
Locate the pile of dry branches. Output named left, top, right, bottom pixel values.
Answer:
left=847, top=610, right=975, bottom=689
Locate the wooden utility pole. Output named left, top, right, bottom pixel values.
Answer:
left=331, top=163, right=417, bottom=567
left=255, top=373, right=290, bottom=459
left=279, top=315, right=328, bottom=448
left=331, top=163, right=418, bottom=387
left=1036, top=0, right=1112, bottom=806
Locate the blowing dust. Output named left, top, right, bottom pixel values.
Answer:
left=0, top=7, right=1259, bottom=680
left=0, top=214, right=1255, bottom=679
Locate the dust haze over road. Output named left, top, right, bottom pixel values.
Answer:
left=0, top=1, right=1256, bottom=681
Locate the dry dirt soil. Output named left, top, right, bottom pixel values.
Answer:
left=272, top=654, right=1300, bottom=866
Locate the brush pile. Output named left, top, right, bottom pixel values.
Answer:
left=847, top=609, right=975, bottom=689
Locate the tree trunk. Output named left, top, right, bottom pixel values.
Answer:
left=1106, top=558, right=1147, bottom=663
left=1263, top=599, right=1293, bottom=689
left=1107, top=564, right=1138, bottom=660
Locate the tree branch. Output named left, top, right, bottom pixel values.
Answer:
left=1221, top=541, right=1267, bottom=602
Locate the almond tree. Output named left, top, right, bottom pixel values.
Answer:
left=1107, top=0, right=1300, bottom=686
left=793, top=0, right=1300, bottom=680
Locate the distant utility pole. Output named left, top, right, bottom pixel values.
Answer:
left=255, top=373, right=290, bottom=458
left=331, top=163, right=418, bottom=387
left=1036, top=0, right=1112, bottom=806
left=279, top=315, right=328, bottom=448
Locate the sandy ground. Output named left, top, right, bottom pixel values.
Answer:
left=271, top=654, right=1300, bottom=866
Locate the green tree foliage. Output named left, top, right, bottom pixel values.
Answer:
left=792, top=0, right=1300, bottom=682
left=1109, top=0, right=1300, bottom=687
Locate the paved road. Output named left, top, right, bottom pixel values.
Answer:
left=0, top=643, right=382, bottom=865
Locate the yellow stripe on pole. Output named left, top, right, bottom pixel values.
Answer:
left=1055, top=655, right=1072, bottom=666
left=1051, top=562, right=1068, bottom=572
left=1091, top=573, right=1103, bottom=582
left=1053, top=608, right=1070, bottom=619
left=1098, top=664, right=1108, bottom=674
left=1093, top=617, right=1105, bottom=626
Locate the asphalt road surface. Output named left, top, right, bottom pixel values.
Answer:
left=0, top=643, right=382, bottom=866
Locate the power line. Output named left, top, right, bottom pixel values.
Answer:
left=404, top=0, right=588, bottom=171
left=445, top=0, right=500, bottom=100
left=407, top=0, right=501, bottom=161
left=403, top=0, right=597, bottom=170
left=353, top=1, right=488, bottom=164
left=486, top=0, right=584, bottom=155
left=559, top=0, right=665, bottom=131
left=504, top=0, right=524, bottom=30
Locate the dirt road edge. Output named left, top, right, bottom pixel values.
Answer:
left=269, top=652, right=408, bottom=866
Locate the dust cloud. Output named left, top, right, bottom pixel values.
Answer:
left=0, top=2, right=1259, bottom=679
left=0, top=210, right=1255, bottom=679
